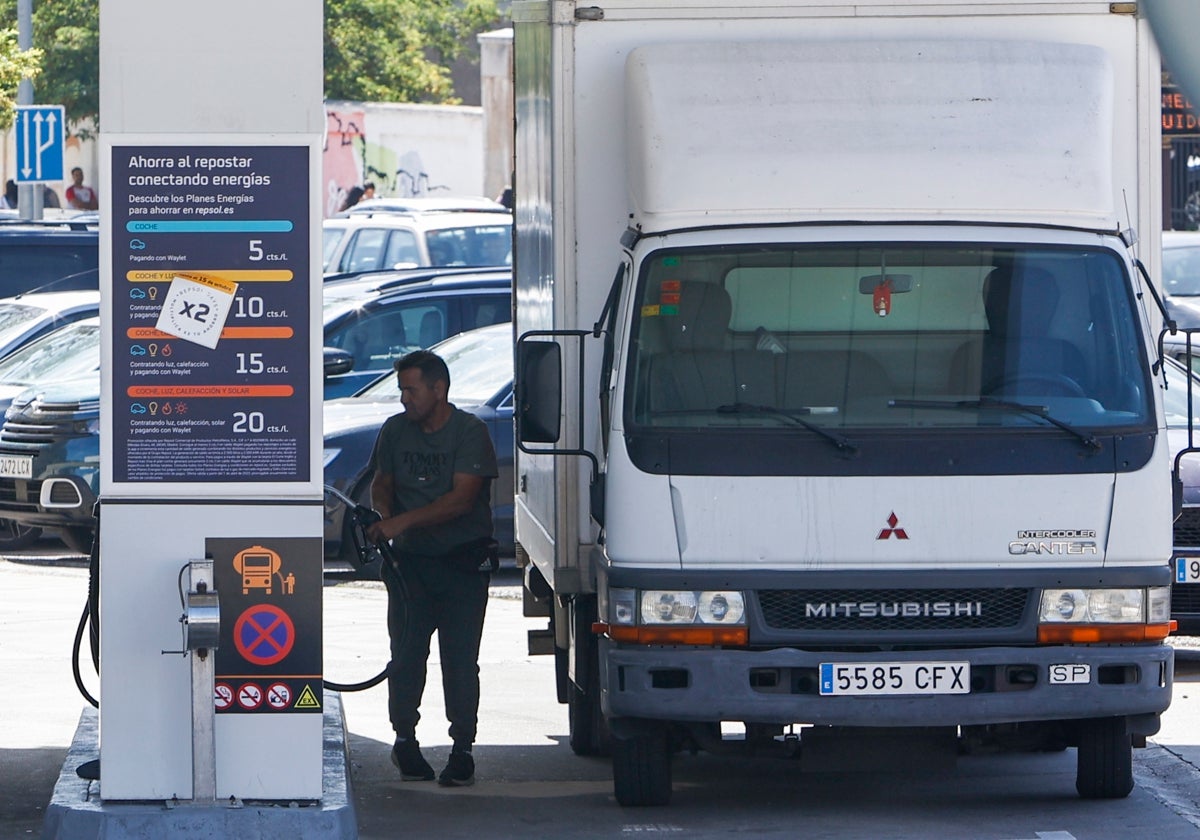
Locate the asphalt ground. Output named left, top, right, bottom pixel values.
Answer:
left=6, top=538, right=1200, bottom=838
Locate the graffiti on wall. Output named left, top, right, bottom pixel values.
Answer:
left=323, top=108, right=454, bottom=216
left=324, top=109, right=365, bottom=217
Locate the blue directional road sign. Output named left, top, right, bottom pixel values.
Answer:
left=14, top=105, right=65, bottom=184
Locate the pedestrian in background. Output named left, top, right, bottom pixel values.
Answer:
left=65, top=167, right=98, bottom=210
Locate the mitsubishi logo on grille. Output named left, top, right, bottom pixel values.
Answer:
left=877, top=512, right=908, bottom=540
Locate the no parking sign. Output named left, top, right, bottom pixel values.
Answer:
left=210, top=536, right=322, bottom=714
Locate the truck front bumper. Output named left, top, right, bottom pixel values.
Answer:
left=599, top=641, right=1173, bottom=730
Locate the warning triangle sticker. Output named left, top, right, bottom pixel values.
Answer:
left=295, top=684, right=321, bottom=709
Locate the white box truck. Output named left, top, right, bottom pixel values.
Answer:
left=512, top=0, right=1174, bottom=805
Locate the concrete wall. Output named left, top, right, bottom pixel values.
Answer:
left=323, top=100, right=485, bottom=216
left=480, top=28, right=514, bottom=201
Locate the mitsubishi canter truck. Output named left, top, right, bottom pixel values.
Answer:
left=512, top=0, right=1175, bottom=805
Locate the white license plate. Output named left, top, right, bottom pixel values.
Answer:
left=819, top=661, right=970, bottom=696
left=1177, top=557, right=1200, bottom=584
left=0, top=455, right=32, bottom=479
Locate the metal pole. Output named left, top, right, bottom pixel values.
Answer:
left=186, top=559, right=220, bottom=804
left=16, top=0, right=35, bottom=220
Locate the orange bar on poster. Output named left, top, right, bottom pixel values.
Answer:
left=127, top=385, right=295, bottom=398
left=127, top=326, right=294, bottom=340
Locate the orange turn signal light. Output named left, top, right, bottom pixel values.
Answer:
left=604, top=625, right=748, bottom=646
left=1037, top=623, right=1174, bottom=644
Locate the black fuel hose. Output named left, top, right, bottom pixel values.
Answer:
left=70, top=491, right=403, bottom=705
left=322, top=485, right=403, bottom=692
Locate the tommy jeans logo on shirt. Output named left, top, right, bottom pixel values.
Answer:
left=405, top=452, right=449, bottom=482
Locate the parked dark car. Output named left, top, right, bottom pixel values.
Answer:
left=0, top=275, right=512, bottom=554
left=0, top=318, right=101, bottom=549
left=0, top=219, right=99, bottom=296
left=1162, top=230, right=1200, bottom=329
left=1167, top=353, right=1200, bottom=633
left=0, top=288, right=100, bottom=361
left=322, top=322, right=514, bottom=571
left=322, top=270, right=510, bottom=397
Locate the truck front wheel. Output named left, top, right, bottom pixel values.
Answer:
left=568, top=597, right=611, bottom=756
left=1075, top=716, right=1133, bottom=799
left=612, top=721, right=672, bottom=806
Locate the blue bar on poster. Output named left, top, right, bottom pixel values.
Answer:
left=125, top=220, right=294, bottom=233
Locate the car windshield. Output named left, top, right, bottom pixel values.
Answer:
left=1164, top=243, right=1200, bottom=297
left=0, top=319, right=100, bottom=385
left=425, top=225, right=512, bottom=267
left=323, top=227, right=347, bottom=272
left=626, top=242, right=1150, bottom=432
left=0, top=302, right=47, bottom=348
left=357, top=324, right=512, bottom=405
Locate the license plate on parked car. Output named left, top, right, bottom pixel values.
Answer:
left=1177, top=557, right=1200, bottom=584
left=819, top=661, right=970, bottom=696
left=0, top=455, right=32, bottom=479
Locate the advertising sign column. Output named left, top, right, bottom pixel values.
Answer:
left=109, top=145, right=312, bottom=488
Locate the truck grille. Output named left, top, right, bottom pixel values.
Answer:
left=1175, top=506, right=1200, bottom=548
left=758, top=588, right=1031, bottom=631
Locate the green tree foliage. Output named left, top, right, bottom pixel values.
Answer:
left=27, top=0, right=98, bottom=129
left=0, top=27, right=41, bottom=131
left=0, top=0, right=500, bottom=132
left=0, top=0, right=93, bottom=131
left=324, top=0, right=500, bottom=104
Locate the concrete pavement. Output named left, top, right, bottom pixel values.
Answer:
left=5, top=547, right=1200, bottom=837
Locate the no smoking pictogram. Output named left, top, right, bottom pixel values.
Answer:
left=237, top=682, right=264, bottom=711
left=233, top=603, right=295, bottom=666
left=214, top=682, right=234, bottom=711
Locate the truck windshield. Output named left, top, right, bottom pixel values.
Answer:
left=626, top=243, right=1150, bottom=433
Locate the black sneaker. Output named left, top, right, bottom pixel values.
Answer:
left=391, top=738, right=434, bottom=781
left=438, top=750, right=475, bottom=787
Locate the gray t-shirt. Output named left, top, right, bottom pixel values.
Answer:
left=371, top=406, right=498, bottom=556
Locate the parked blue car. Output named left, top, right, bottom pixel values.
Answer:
left=322, top=322, right=514, bottom=571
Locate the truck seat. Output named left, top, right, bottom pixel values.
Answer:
left=957, top=266, right=1089, bottom=397
left=775, top=351, right=891, bottom=411
left=647, top=281, right=775, bottom=412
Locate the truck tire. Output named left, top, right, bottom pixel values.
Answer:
left=569, top=678, right=611, bottom=756
left=1075, top=717, right=1133, bottom=799
left=612, top=723, right=672, bottom=806
left=568, top=597, right=611, bottom=756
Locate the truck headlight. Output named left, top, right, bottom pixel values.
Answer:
left=602, top=587, right=747, bottom=645
left=1037, top=586, right=1173, bottom=643
left=640, top=590, right=745, bottom=625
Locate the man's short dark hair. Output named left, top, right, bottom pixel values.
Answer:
left=395, top=349, right=450, bottom=390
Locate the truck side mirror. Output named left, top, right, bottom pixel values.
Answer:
left=517, top=340, right=562, bottom=443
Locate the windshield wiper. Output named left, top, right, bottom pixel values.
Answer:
left=716, top=403, right=859, bottom=455
left=888, top=398, right=1100, bottom=451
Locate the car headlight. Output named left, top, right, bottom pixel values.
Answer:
left=322, top=447, right=341, bottom=468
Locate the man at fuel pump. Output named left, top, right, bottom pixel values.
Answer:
left=366, top=349, right=498, bottom=787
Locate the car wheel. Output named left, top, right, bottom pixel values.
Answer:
left=0, top=518, right=42, bottom=551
